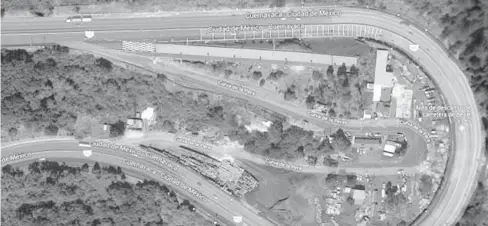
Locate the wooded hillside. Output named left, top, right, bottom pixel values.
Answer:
left=1, top=161, right=214, bottom=226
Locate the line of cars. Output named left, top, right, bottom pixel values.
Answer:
left=66, top=15, right=92, bottom=23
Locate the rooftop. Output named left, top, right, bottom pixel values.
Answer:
left=352, top=189, right=366, bottom=205
left=126, top=118, right=143, bottom=130
left=374, top=50, right=395, bottom=87
left=354, top=137, right=382, bottom=145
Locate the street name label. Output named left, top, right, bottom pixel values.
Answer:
left=174, top=137, right=212, bottom=150
left=245, top=9, right=342, bottom=19
left=416, top=104, right=472, bottom=122
left=123, top=159, right=208, bottom=201
left=207, top=24, right=305, bottom=33
left=1, top=152, right=32, bottom=163
left=92, top=141, right=179, bottom=171
left=218, top=80, right=256, bottom=96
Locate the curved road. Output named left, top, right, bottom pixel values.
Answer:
left=1, top=7, right=483, bottom=226
left=1, top=140, right=274, bottom=226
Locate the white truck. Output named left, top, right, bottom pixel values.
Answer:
left=66, top=15, right=92, bottom=23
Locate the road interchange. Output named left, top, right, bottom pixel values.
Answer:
left=1, top=7, right=483, bottom=226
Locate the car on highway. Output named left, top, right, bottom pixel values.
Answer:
left=66, top=15, right=92, bottom=23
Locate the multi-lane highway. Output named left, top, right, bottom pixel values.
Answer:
left=1, top=7, right=483, bottom=226
left=1, top=140, right=274, bottom=226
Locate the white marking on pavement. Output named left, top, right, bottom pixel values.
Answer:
left=459, top=124, right=465, bottom=131
left=83, top=150, right=92, bottom=157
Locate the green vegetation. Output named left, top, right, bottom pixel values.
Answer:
left=227, top=119, right=348, bottom=163
left=0, top=46, right=224, bottom=141
left=304, top=63, right=363, bottom=119
left=419, top=174, right=433, bottom=196
left=457, top=182, right=488, bottom=226
left=1, top=161, right=213, bottom=226
left=1, top=46, right=165, bottom=139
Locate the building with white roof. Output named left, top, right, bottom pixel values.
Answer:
left=373, top=50, right=395, bottom=102
left=392, top=85, right=414, bottom=119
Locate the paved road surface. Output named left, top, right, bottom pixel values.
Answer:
left=121, top=132, right=421, bottom=175
left=1, top=7, right=483, bottom=226
left=1, top=140, right=273, bottom=226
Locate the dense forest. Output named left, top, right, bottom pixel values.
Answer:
left=1, top=46, right=167, bottom=138
left=0, top=46, right=217, bottom=141
left=1, top=161, right=214, bottom=226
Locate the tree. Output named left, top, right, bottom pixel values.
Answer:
left=337, top=63, right=347, bottom=76
left=325, top=174, right=338, bottom=184
left=326, top=65, right=334, bottom=78
left=306, top=155, right=318, bottom=165
left=224, top=69, right=233, bottom=78
left=81, top=163, right=89, bottom=172
left=157, top=73, right=167, bottom=83
left=252, top=71, right=262, bottom=80
left=305, top=95, right=316, bottom=109
left=268, top=70, right=285, bottom=81
left=328, top=108, right=337, bottom=117
left=8, top=127, right=18, bottom=138
left=162, top=120, right=177, bottom=133
left=331, top=129, right=351, bottom=151
left=92, top=162, right=101, bottom=174
left=44, top=124, right=58, bottom=135
left=259, top=79, right=266, bottom=87
left=350, top=65, right=359, bottom=76
left=95, top=58, right=112, bottom=71
left=207, top=106, right=225, bottom=121
left=284, top=85, right=297, bottom=101
left=110, top=120, right=125, bottom=137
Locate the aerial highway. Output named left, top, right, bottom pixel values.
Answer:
left=1, top=7, right=483, bottom=226
left=1, top=140, right=274, bottom=226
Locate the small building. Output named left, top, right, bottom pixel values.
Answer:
left=126, top=118, right=143, bottom=130
left=383, top=152, right=394, bottom=157
left=352, top=189, right=366, bottom=205
left=363, top=110, right=373, bottom=119
left=384, top=144, right=397, bottom=153
left=353, top=137, right=382, bottom=146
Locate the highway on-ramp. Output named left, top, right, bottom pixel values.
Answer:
left=1, top=140, right=274, bottom=226
left=1, top=7, right=484, bottom=226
